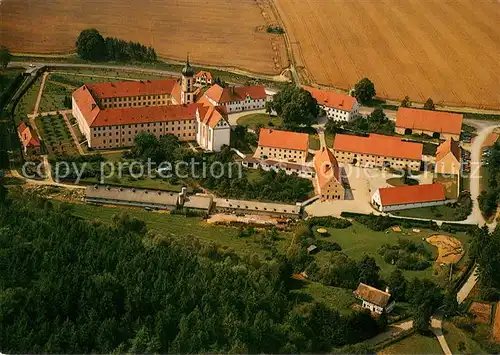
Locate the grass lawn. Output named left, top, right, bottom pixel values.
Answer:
left=434, top=174, right=459, bottom=199
left=443, top=321, right=486, bottom=354
left=309, top=134, right=320, bottom=150
left=311, top=222, right=471, bottom=280
left=69, top=202, right=293, bottom=259
left=379, top=333, right=442, bottom=354
left=52, top=68, right=168, bottom=81
left=39, top=79, right=73, bottom=112
left=35, top=115, right=79, bottom=156
left=291, top=280, right=357, bottom=314
left=392, top=203, right=466, bottom=221
left=237, top=113, right=282, bottom=130
left=13, top=76, right=43, bottom=124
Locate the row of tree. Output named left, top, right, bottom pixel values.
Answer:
left=76, top=29, right=157, bottom=62
left=478, top=141, right=500, bottom=217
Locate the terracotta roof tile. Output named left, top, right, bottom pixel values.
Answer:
left=87, top=79, right=177, bottom=99
left=354, top=283, right=391, bottom=308
left=333, top=133, right=423, bottom=160
left=396, top=108, right=463, bottom=135
left=436, top=137, right=461, bottom=162
left=195, top=70, right=213, bottom=80
left=91, top=103, right=200, bottom=127
left=302, top=85, right=357, bottom=111
left=72, top=85, right=101, bottom=126
left=258, top=128, right=309, bottom=152
left=18, top=123, right=40, bottom=148
left=378, top=183, right=446, bottom=206
left=197, top=96, right=228, bottom=129
left=314, top=147, right=341, bottom=188
left=205, top=84, right=267, bottom=103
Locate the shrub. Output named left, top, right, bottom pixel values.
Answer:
left=307, top=216, right=352, bottom=229
left=267, top=26, right=285, bottom=34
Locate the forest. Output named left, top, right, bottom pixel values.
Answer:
left=0, top=187, right=384, bottom=353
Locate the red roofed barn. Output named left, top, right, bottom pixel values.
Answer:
left=395, top=108, right=463, bottom=141
left=302, top=85, right=359, bottom=122
left=371, top=183, right=448, bottom=212
left=255, top=128, right=309, bottom=164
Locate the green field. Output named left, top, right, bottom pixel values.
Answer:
left=310, top=222, right=471, bottom=280
left=35, top=115, right=79, bottom=156
left=0, top=68, right=23, bottom=97
left=392, top=204, right=464, bottom=221
left=292, top=281, right=357, bottom=315
left=70, top=203, right=294, bottom=258
left=442, top=321, right=486, bottom=354
left=379, top=333, right=442, bottom=354
left=237, top=113, right=283, bottom=130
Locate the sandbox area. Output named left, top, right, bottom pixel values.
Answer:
left=426, top=234, right=464, bottom=264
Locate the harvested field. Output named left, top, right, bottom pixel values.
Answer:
left=493, top=302, right=500, bottom=343
left=426, top=234, right=463, bottom=264
left=0, top=0, right=287, bottom=75
left=274, top=0, right=500, bottom=108
left=469, top=302, right=492, bottom=324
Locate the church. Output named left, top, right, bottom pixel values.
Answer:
left=72, top=56, right=233, bottom=152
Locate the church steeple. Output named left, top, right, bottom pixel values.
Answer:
left=182, top=53, right=194, bottom=77
left=180, top=53, right=195, bottom=104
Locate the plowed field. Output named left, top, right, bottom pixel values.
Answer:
left=0, top=0, right=287, bottom=74
left=274, top=0, right=500, bottom=108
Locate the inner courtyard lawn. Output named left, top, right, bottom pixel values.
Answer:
left=237, top=113, right=283, bottom=130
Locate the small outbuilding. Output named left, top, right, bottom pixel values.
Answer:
left=353, top=283, right=395, bottom=314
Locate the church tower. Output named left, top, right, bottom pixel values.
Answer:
left=181, top=54, right=195, bottom=104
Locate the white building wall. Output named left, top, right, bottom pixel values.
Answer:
left=371, top=189, right=452, bottom=212
left=224, top=98, right=266, bottom=113
left=72, top=97, right=91, bottom=145
left=212, top=127, right=231, bottom=152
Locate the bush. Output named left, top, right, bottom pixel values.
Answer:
left=378, top=238, right=432, bottom=271
left=316, top=240, right=342, bottom=252
left=267, top=26, right=285, bottom=34
left=307, top=216, right=352, bottom=229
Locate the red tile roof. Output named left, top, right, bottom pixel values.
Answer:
left=314, top=147, right=341, bottom=188
left=197, top=96, right=228, bottom=129
left=436, top=137, right=461, bottom=162
left=87, top=79, right=177, bottom=99
left=195, top=70, right=213, bottom=80
left=18, top=123, right=40, bottom=148
left=72, top=85, right=101, bottom=127
left=258, top=128, right=309, bottom=152
left=333, top=134, right=423, bottom=161
left=302, top=85, right=357, bottom=111
left=396, top=108, right=463, bottom=135
left=378, top=183, right=446, bottom=206
left=91, top=103, right=200, bottom=127
left=204, top=84, right=267, bottom=104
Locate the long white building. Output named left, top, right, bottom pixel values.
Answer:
left=302, top=85, right=359, bottom=122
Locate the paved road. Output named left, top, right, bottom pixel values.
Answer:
left=457, top=266, right=479, bottom=304
left=431, top=313, right=452, bottom=355
left=365, top=319, right=413, bottom=345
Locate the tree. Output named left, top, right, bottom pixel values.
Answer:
left=0, top=183, right=7, bottom=205
left=400, top=96, right=411, bottom=107
left=357, top=254, right=381, bottom=287
left=386, top=269, right=407, bottom=301
left=270, top=85, right=319, bottom=128
left=413, top=304, right=432, bottom=334
left=325, top=119, right=343, bottom=135
left=0, top=46, right=12, bottom=70
left=423, top=98, right=436, bottom=110
left=368, top=107, right=387, bottom=124
left=353, top=78, right=376, bottom=104
left=76, top=29, right=107, bottom=61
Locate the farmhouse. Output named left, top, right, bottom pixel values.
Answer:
left=395, top=108, right=463, bottom=141
left=435, top=138, right=461, bottom=176
left=242, top=156, right=315, bottom=179
left=214, top=197, right=301, bottom=218
left=333, top=134, right=422, bottom=171
left=354, top=283, right=395, bottom=314
left=371, top=183, right=447, bottom=212
left=302, top=85, right=359, bottom=122
left=313, top=147, right=344, bottom=200
left=72, top=57, right=230, bottom=151
left=17, top=123, right=41, bottom=155
left=194, top=70, right=213, bottom=86
left=203, top=84, right=268, bottom=113
left=254, top=128, right=309, bottom=164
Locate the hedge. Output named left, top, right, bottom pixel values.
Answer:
left=340, top=212, right=439, bottom=231
left=307, top=216, right=352, bottom=229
